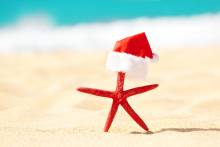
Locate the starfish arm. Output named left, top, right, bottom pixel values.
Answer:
left=104, top=101, right=119, bottom=132
left=77, top=87, right=115, bottom=98
left=124, top=84, right=159, bottom=98
left=116, top=72, right=125, bottom=92
left=121, top=101, right=149, bottom=131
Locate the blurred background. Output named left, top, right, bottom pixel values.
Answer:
left=0, top=1, right=220, bottom=146
left=0, top=0, right=220, bottom=52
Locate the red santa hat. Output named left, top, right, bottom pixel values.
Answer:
left=106, top=32, right=159, bottom=80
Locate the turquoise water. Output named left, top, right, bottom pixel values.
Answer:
left=1, top=0, right=220, bottom=25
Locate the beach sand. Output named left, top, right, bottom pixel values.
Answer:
left=0, top=48, right=220, bottom=146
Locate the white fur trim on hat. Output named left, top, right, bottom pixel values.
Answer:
left=106, top=51, right=148, bottom=80
left=151, top=53, right=159, bottom=63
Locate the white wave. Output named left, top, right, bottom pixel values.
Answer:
left=0, top=13, right=220, bottom=53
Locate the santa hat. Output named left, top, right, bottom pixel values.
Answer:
left=106, top=32, right=159, bottom=80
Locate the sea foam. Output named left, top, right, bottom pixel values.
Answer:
left=0, top=13, right=219, bottom=53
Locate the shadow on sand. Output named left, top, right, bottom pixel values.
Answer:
left=130, top=128, right=220, bottom=135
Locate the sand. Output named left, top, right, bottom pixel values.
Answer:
left=0, top=48, right=220, bottom=146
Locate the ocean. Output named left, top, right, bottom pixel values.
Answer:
left=1, top=0, right=220, bottom=25
left=0, top=0, right=220, bottom=52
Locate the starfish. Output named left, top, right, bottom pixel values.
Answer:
left=77, top=72, right=158, bottom=132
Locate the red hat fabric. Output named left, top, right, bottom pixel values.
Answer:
left=106, top=32, right=158, bottom=80
left=113, top=32, right=153, bottom=59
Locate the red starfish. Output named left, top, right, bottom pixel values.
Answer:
left=77, top=72, right=158, bottom=132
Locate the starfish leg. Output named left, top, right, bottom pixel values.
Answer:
left=121, top=100, right=149, bottom=131
left=104, top=101, right=119, bottom=132
left=77, top=87, right=114, bottom=98
left=124, top=84, right=158, bottom=98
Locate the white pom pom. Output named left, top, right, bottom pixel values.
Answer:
left=151, top=53, right=159, bottom=63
